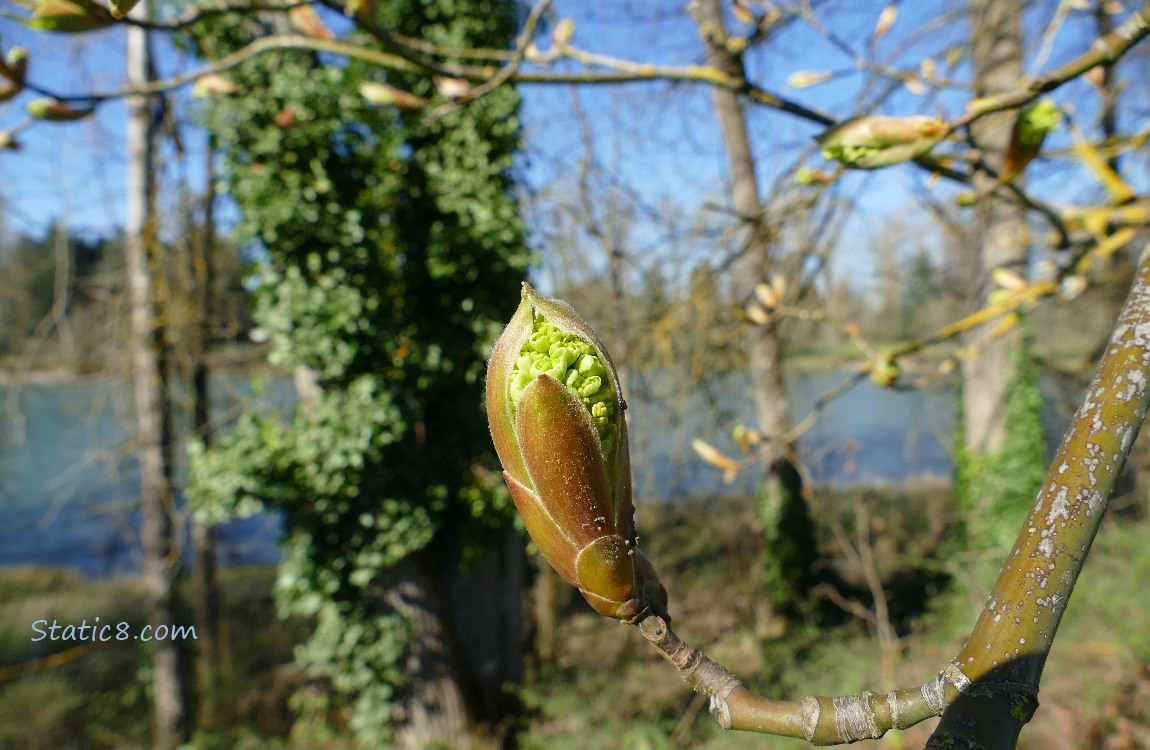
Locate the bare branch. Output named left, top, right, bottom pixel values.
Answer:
left=955, top=2, right=1150, bottom=127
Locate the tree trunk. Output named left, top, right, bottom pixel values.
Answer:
left=387, top=555, right=472, bottom=750
left=126, top=6, right=185, bottom=747
left=190, top=145, right=225, bottom=731
left=960, top=0, right=1044, bottom=553
left=690, top=0, right=816, bottom=618
left=963, top=0, right=1028, bottom=457
left=445, top=529, right=524, bottom=725
left=388, top=533, right=523, bottom=749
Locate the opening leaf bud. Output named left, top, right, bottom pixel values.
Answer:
left=486, top=283, right=667, bottom=622
left=818, top=115, right=946, bottom=169
left=1003, top=98, right=1061, bottom=182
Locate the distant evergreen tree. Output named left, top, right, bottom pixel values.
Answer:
left=902, top=245, right=938, bottom=339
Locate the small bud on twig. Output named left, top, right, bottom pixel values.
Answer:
left=26, top=98, right=95, bottom=121
left=817, top=115, right=945, bottom=169
left=26, top=0, right=113, bottom=32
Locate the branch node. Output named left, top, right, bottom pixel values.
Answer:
left=885, top=689, right=901, bottom=728
left=637, top=614, right=742, bottom=729
left=834, top=691, right=882, bottom=741
left=941, top=661, right=973, bottom=693
left=921, top=672, right=948, bottom=715
left=800, top=695, right=820, bottom=742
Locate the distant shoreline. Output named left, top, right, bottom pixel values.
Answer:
left=0, top=367, right=87, bottom=387
left=0, top=345, right=275, bottom=387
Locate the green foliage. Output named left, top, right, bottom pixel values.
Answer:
left=185, top=0, right=528, bottom=743
left=955, top=329, right=1047, bottom=553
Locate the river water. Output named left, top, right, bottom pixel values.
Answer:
left=0, top=368, right=1071, bottom=576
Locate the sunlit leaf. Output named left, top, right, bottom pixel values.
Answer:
left=289, top=5, right=335, bottom=39
left=691, top=439, right=739, bottom=484
left=872, top=5, right=897, bottom=43
left=788, top=70, right=833, bottom=89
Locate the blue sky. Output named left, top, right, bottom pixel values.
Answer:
left=0, top=1, right=1145, bottom=292
left=0, top=16, right=212, bottom=239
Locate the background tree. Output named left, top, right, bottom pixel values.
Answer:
left=957, top=0, right=1047, bottom=555
left=184, top=1, right=529, bottom=745
left=124, top=6, right=185, bottom=747
left=691, top=0, right=818, bottom=619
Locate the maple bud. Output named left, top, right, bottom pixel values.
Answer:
left=818, top=115, right=945, bottom=169
left=26, top=98, right=95, bottom=121
left=486, top=283, right=667, bottom=621
left=0, top=48, right=28, bottom=85
left=107, top=0, right=140, bottom=20
left=27, top=0, right=113, bottom=32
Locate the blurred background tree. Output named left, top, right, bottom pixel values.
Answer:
left=183, top=2, right=529, bottom=747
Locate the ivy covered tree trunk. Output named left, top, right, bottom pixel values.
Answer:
left=691, top=0, right=816, bottom=617
left=186, top=2, right=528, bottom=745
left=958, top=0, right=1046, bottom=552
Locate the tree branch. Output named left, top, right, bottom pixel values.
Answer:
left=954, top=2, right=1150, bottom=127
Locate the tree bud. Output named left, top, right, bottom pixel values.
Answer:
left=1, top=48, right=28, bottom=85
left=1002, top=98, right=1061, bottom=182
left=27, top=0, right=113, bottom=32
left=818, top=115, right=945, bottom=169
left=26, top=98, right=95, bottom=121
left=486, top=283, right=667, bottom=621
